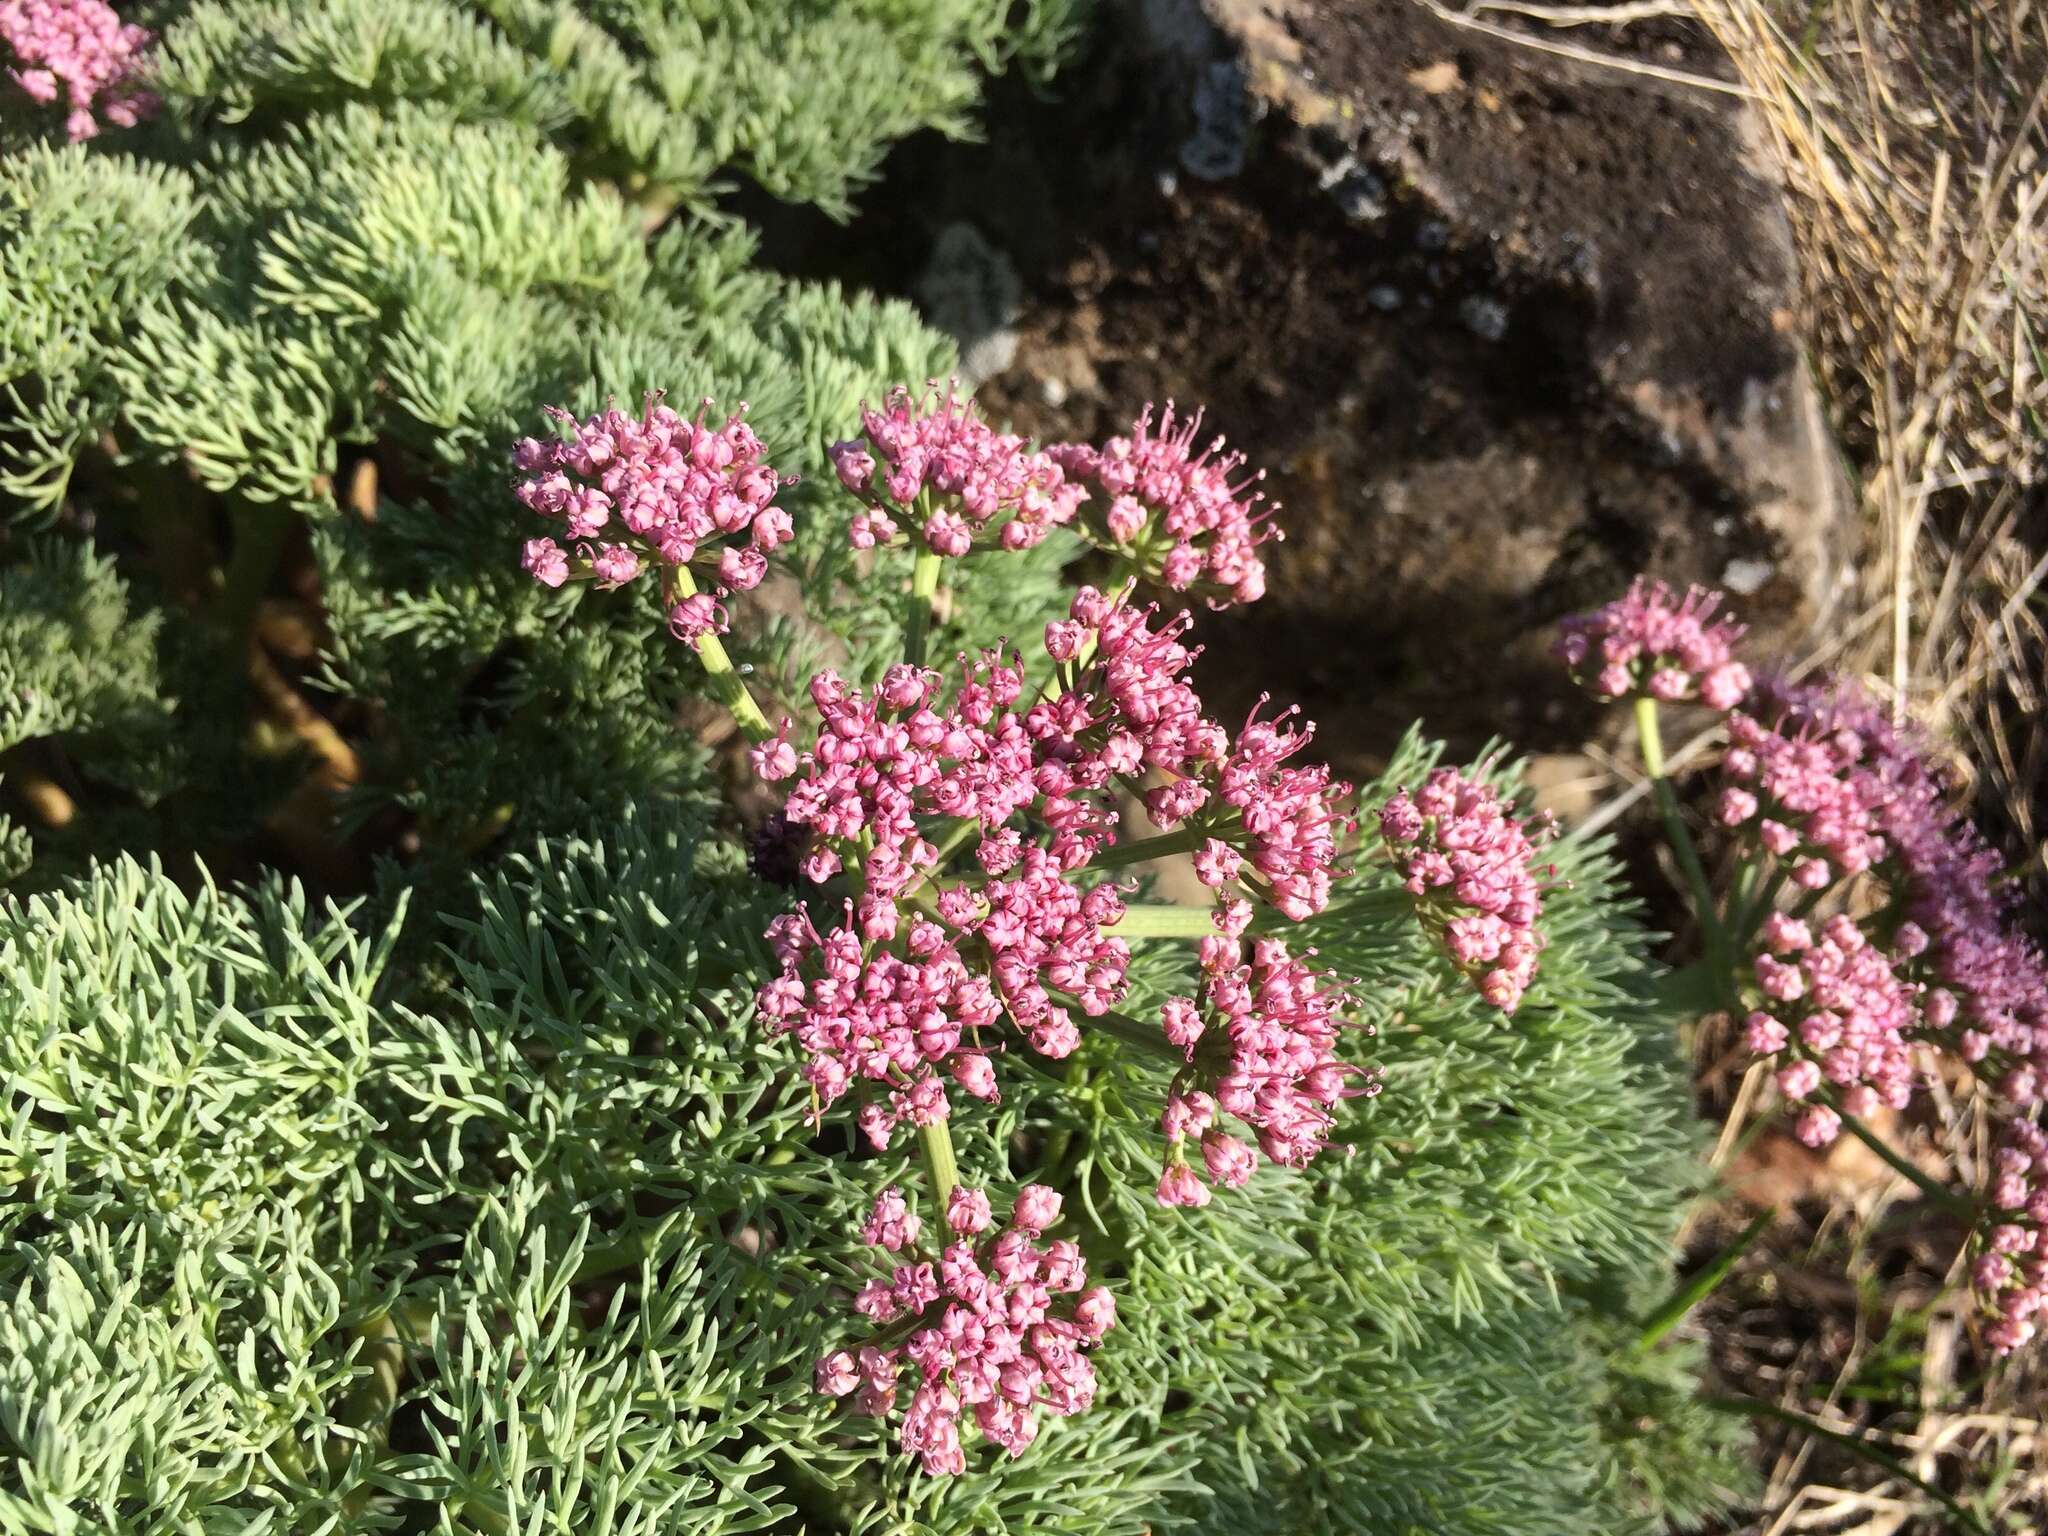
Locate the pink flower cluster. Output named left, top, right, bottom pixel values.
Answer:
left=1565, top=584, right=2048, bottom=1359
left=1716, top=707, right=1889, bottom=892
left=816, top=1183, right=1116, bottom=1473
left=1744, top=913, right=1920, bottom=1148
left=829, top=385, right=1085, bottom=555
left=514, top=395, right=794, bottom=646
left=1555, top=577, right=1752, bottom=709
left=1975, top=1119, right=2048, bottom=1354
left=1208, top=702, right=1350, bottom=921
left=1, top=0, right=154, bottom=140
left=1757, top=677, right=2048, bottom=1102
left=1377, top=767, right=1552, bottom=1014
left=1049, top=404, right=1275, bottom=606
left=1154, top=931, right=1375, bottom=1205
left=754, top=585, right=1359, bottom=1152
left=824, top=386, right=1275, bottom=610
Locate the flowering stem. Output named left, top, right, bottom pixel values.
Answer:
left=670, top=566, right=774, bottom=742
left=904, top=547, right=943, bottom=668
left=1113, top=903, right=1219, bottom=939
left=1634, top=696, right=1728, bottom=980
left=1088, top=826, right=1205, bottom=871
left=903, top=507, right=964, bottom=1216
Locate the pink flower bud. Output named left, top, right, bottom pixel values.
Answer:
left=1201, top=1131, right=1258, bottom=1188
left=1718, top=787, right=1758, bottom=826
left=1775, top=1059, right=1820, bottom=1100
left=1161, top=996, right=1204, bottom=1055
left=1073, top=1286, right=1118, bottom=1341
left=830, top=441, right=875, bottom=493
left=1700, top=662, right=1752, bottom=710
left=950, top=1053, right=1000, bottom=1101
left=1011, top=1185, right=1063, bottom=1233
left=946, top=1186, right=993, bottom=1236
left=1155, top=1163, right=1211, bottom=1207
left=1744, top=1011, right=1788, bottom=1054
left=1793, top=1104, right=1840, bottom=1147
left=815, top=1350, right=860, bottom=1396
left=521, top=537, right=569, bottom=588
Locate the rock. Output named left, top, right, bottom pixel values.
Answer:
left=916, top=222, right=1022, bottom=387
left=1084, top=0, right=1853, bottom=771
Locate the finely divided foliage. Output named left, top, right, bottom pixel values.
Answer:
left=2, top=792, right=1734, bottom=1533
left=3, top=3, right=1743, bottom=1532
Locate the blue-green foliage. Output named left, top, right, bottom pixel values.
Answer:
left=0, top=3, right=1742, bottom=1531
left=0, top=780, right=1745, bottom=1534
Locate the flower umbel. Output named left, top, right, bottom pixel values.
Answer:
left=514, top=393, right=794, bottom=647
left=1, top=0, right=156, bottom=140
left=830, top=382, right=1085, bottom=555
left=1556, top=577, right=1752, bottom=709
left=1378, top=766, right=1552, bottom=1013
left=1154, top=934, right=1376, bottom=1204
left=817, top=1184, right=1116, bottom=1473
left=755, top=586, right=1359, bottom=1151
left=1049, top=403, right=1276, bottom=607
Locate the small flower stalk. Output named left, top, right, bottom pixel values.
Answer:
left=816, top=1184, right=1116, bottom=1473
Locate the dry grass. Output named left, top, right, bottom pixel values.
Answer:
left=1697, top=0, right=2047, bottom=893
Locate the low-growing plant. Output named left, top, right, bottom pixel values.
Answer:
left=46, top=0, right=2048, bottom=1531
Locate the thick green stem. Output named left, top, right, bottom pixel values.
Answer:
left=336, top=1312, right=404, bottom=1436
left=1087, top=826, right=1205, bottom=871
left=672, top=566, right=773, bottom=742
left=904, top=547, right=943, bottom=668
left=866, top=537, right=954, bottom=1231
left=1635, top=696, right=1729, bottom=989
left=1112, top=903, right=1220, bottom=939
left=918, top=1119, right=961, bottom=1214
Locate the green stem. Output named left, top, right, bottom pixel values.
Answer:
left=1087, top=826, right=1205, bottom=871
left=1075, top=1000, right=1187, bottom=1066
left=1836, top=1110, right=1972, bottom=1213
left=904, top=547, right=943, bottom=669
left=1112, top=903, right=1220, bottom=939
left=672, top=566, right=773, bottom=742
left=1630, top=1206, right=1775, bottom=1355
left=219, top=501, right=295, bottom=650
left=335, top=1312, right=404, bottom=1437
left=1635, top=696, right=1730, bottom=990
left=1703, top=1398, right=1992, bottom=1536
left=918, top=1119, right=961, bottom=1214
